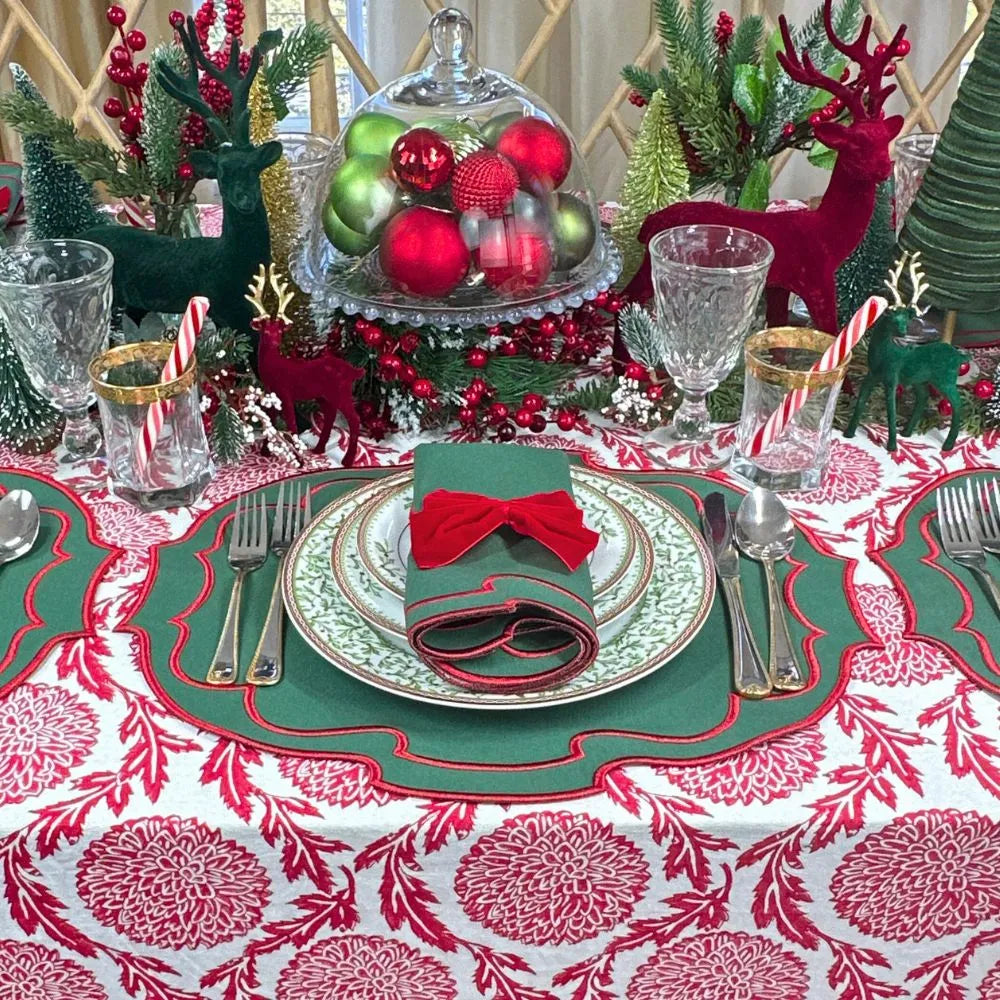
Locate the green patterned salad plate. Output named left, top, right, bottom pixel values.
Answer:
left=338, top=470, right=650, bottom=649
left=282, top=468, right=714, bottom=709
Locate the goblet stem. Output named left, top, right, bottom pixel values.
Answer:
left=671, top=389, right=712, bottom=441
left=62, top=405, right=102, bottom=460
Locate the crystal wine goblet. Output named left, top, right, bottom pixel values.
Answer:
left=0, top=239, right=114, bottom=460
left=647, top=225, right=774, bottom=470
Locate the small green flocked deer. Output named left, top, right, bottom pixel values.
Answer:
left=845, top=252, right=966, bottom=452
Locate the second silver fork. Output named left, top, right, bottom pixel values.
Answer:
left=938, top=486, right=1000, bottom=618
left=247, top=481, right=312, bottom=686
left=966, top=476, right=1000, bottom=556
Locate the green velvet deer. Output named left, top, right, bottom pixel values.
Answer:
left=845, top=252, right=965, bottom=451
left=82, top=17, right=281, bottom=335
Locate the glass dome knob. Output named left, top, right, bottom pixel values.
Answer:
left=430, top=8, right=473, bottom=66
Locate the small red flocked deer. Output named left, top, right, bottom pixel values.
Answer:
left=624, top=0, right=907, bottom=336
left=246, top=265, right=364, bottom=466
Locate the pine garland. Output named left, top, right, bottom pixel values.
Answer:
left=9, top=65, right=103, bottom=240
left=616, top=303, right=664, bottom=371
left=611, top=91, right=689, bottom=281
left=141, top=45, right=188, bottom=191
left=264, top=21, right=334, bottom=121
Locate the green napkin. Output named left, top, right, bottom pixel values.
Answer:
left=404, top=443, right=599, bottom=693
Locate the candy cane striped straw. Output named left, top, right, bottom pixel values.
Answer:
left=135, top=296, right=210, bottom=476
left=121, top=197, right=152, bottom=229
left=747, top=295, right=888, bottom=458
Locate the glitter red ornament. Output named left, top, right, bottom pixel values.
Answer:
left=974, top=378, right=995, bottom=400
left=379, top=207, right=469, bottom=298
left=466, top=347, right=489, bottom=369
left=451, top=149, right=520, bottom=217
left=495, top=117, right=572, bottom=191
left=391, top=128, right=455, bottom=193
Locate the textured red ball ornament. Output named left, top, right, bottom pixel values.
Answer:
left=106, top=4, right=127, bottom=26
left=974, top=379, right=995, bottom=400
left=379, top=207, right=469, bottom=298
left=451, top=150, right=520, bottom=218
left=466, top=347, right=489, bottom=369
left=495, top=117, right=572, bottom=191
left=478, top=222, right=552, bottom=294
left=391, top=128, right=455, bottom=193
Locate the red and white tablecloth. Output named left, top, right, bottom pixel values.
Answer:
left=0, top=415, right=998, bottom=1000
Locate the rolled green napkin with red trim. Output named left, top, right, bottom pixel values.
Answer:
left=405, top=443, right=600, bottom=693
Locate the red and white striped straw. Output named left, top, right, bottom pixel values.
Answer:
left=121, top=197, right=152, bottom=229
left=747, top=295, right=888, bottom=458
left=135, top=296, right=209, bottom=475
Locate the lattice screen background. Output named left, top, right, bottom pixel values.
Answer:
left=0, top=0, right=993, bottom=199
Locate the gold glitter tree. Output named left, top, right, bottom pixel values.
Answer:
left=248, top=76, right=320, bottom=351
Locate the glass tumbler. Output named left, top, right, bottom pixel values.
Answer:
left=0, top=239, right=113, bottom=459
left=731, top=328, right=848, bottom=492
left=894, top=132, right=938, bottom=233
left=89, top=342, right=214, bottom=511
left=647, top=225, right=773, bottom=470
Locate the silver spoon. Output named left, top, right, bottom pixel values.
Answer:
left=0, top=489, right=40, bottom=567
left=734, top=488, right=807, bottom=692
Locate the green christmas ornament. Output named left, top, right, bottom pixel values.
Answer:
left=480, top=111, right=524, bottom=147
left=343, top=112, right=407, bottom=159
left=328, top=154, right=403, bottom=237
left=322, top=197, right=373, bottom=256
left=551, top=192, right=596, bottom=271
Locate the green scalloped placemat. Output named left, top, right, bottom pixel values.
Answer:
left=0, top=470, right=118, bottom=694
left=875, top=472, right=1000, bottom=695
left=125, top=464, right=865, bottom=801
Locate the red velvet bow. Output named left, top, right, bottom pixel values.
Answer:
left=410, top=489, right=600, bottom=571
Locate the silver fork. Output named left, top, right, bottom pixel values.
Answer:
left=206, top=492, right=268, bottom=685
left=247, top=481, right=312, bottom=686
left=937, top=486, right=1000, bottom=618
left=966, top=476, right=1000, bottom=556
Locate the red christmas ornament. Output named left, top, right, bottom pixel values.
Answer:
left=126, top=29, right=147, bottom=51
left=495, top=118, right=572, bottom=191
left=103, top=97, right=125, bottom=118
left=514, top=408, right=533, bottom=428
left=522, top=393, right=545, bottom=412
left=974, top=378, right=995, bottom=400
left=937, top=399, right=953, bottom=417
left=556, top=410, right=576, bottom=432
left=529, top=413, right=547, bottom=434
left=391, top=128, right=455, bottom=193
left=624, top=362, right=648, bottom=381
left=466, top=347, right=489, bottom=369
left=451, top=150, right=519, bottom=218
left=478, top=219, right=552, bottom=294
left=106, top=4, right=127, bottom=26
left=399, top=331, right=420, bottom=354
left=412, top=378, right=436, bottom=399
left=177, top=161, right=195, bottom=181
left=379, top=207, right=469, bottom=298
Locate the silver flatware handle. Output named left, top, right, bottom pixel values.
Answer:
left=764, top=560, right=807, bottom=691
left=247, top=567, right=284, bottom=686
left=971, top=564, right=1000, bottom=619
left=719, top=576, right=771, bottom=699
left=207, top=570, right=246, bottom=685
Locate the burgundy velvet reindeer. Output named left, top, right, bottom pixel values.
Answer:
left=246, top=265, right=363, bottom=466
left=624, top=0, right=907, bottom=336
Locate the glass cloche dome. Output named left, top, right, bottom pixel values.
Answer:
left=294, top=8, right=620, bottom=328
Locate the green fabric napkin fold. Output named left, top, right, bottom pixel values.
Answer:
left=404, top=443, right=599, bottom=693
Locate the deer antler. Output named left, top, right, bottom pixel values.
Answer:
left=907, top=252, right=931, bottom=317
left=884, top=255, right=907, bottom=308
left=777, top=0, right=908, bottom=121
left=268, top=267, right=295, bottom=324
left=244, top=264, right=270, bottom=319
left=157, top=15, right=262, bottom=146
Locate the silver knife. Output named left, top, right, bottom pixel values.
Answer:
left=701, top=492, right=772, bottom=699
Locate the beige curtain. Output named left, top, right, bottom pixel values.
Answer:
left=366, top=0, right=971, bottom=201
left=0, top=0, right=187, bottom=160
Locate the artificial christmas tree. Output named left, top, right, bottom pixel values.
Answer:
left=611, top=90, right=689, bottom=282
left=0, top=322, right=61, bottom=454
left=12, top=65, right=104, bottom=241
left=836, top=180, right=895, bottom=326
left=899, top=3, right=1000, bottom=326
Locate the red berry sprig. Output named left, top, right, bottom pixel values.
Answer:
left=628, top=91, right=648, bottom=108
left=103, top=5, right=150, bottom=157
left=714, top=11, right=735, bottom=54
